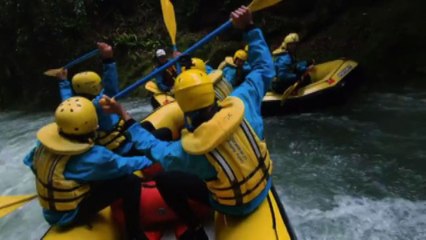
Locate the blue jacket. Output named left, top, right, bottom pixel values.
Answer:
left=223, top=62, right=252, bottom=88
left=126, top=28, right=275, bottom=216
left=154, top=62, right=177, bottom=92
left=274, top=52, right=309, bottom=85
left=206, top=64, right=214, bottom=74
left=58, top=62, right=134, bottom=155
left=23, top=142, right=152, bottom=226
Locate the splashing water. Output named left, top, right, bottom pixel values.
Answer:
left=0, top=90, right=425, bottom=239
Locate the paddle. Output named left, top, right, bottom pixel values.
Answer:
left=280, top=66, right=314, bottom=106
left=114, top=0, right=282, bottom=99
left=44, top=49, right=100, bottom=77
left=161, top=0, right=177, bottom=49
left=160, top=0, right=182, bottom=74
left=280, top=81, right=299, bottom=106
left=0, top=194, right=37, bottom=218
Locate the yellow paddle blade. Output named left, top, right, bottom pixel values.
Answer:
left=0, top=194, right=37, bottom=218
left=44, top=68, right=63, bottom=77
left=280, top=81, right=299, bottom=106
left=145, top=80, right=162, bottom=94
left=160, top=0, right=177, bottom=45
left=249, top=0, right=283, bottom=12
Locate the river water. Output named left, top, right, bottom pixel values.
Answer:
left=0, top=89, right=425, bottom=239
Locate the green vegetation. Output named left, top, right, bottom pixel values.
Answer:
left=0, top=0, right=424, bottom=110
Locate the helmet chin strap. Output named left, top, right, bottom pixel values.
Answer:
left=184, top=101, right=219, bottom=132
left=59, top=131, right=96, bottom=143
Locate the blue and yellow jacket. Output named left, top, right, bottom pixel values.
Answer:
left=154, top=62, right=177, bottom=92
left=125, top=28, right=275, bottom=216
left=23, top=142, right=152, bottom=226
left=274, top=52, right=309, bottom=85
left=58, top=61, right=134, bottom=155
left=223, top=62, right=252, bottom=88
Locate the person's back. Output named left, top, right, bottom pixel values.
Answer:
left=24, top=97, right=152, bottom=240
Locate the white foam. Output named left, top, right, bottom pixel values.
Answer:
left=287, top=195, right=426, bottom=240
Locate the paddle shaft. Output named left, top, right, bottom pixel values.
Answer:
left=114, top=20, right=233, bottom=99
left=63, top=49, right=100, bottom=69
left=115, top=0, right=282, bottom=99
left=0, top=194, right=37, bottom=211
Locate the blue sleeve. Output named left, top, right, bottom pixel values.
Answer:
left=223, top=66, right=237, bottom=87
left=102, top=62, right=120, bottom=96
left=155, top=73, right=169, bottom=92
left=243, top=62, right=252, bottom=74
left=206, top=64, right=214, bottom=74
left=275, top=55, right=298, bottom=82
left=23, top=145, right=38, bottom=173
left=126, top=123, right=217, bottom=179
left=64, top=145, right=152, bottom=181
left=296, top=60, right=309, bottom=73
left=58, top=79, right=73, bottom=101
left=231, top=28, right=274, bottom=139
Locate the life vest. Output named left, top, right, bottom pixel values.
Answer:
left=96, top=119, right=128, bottom=151
left=33, top=146, right=90, bottom=211
left=214, top=78, right=233, bottom=101
left=162, top=65, right=177, bottom=89
left=181, top=97, right=272, bottom=206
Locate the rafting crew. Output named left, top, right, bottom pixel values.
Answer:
left=100, top=6, right=275, bottom=239
left=23, top=97, right=152, bottom=240
left=54, top=42, right=137, bottom=155
left=271, top=33, right=315, bottom=93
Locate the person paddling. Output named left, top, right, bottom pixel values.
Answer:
left=23, top=97, right=152, bottom=240
left=219, top=48, right=251, bottom=88
left=100, top=6, right=275, bottom=239
left=153, top=48, right=178, bottom=93
left=271, top=33, right=314, bottom=93
left=54, top=42, right=135, bottom=155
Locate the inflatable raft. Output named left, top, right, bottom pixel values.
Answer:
left=41, top=79, right=297, bottom=239
left=40, top=185, right=296, bottom=240
left=262, top=59, right=359, bottom=115
left=41, top=180, right=211, bottom=240
left=145, top=80, right=176, bottom=109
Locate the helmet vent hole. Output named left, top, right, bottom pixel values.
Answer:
left=76, top=104, right=81, bottom=107
left=70, top=109, right=74, bottom=112
left=85, top=121, right=88, bottom=125
left=60, top=109, right=64, bottom=112
left=74, top=128, right=79, bottom=131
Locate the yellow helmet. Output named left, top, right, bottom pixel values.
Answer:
left=37, top=97, right=98, bottom=154
left=174, top=69, right=215, bottom=112
left=55, top=97, right=98, bottom=135
left=233, top=49, right=248, bottom=62
left=72, top=71, right=102, bottom=96
left=282, top=33, right=300, bottom=48
left=182, top=58, right=207, bottom=73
